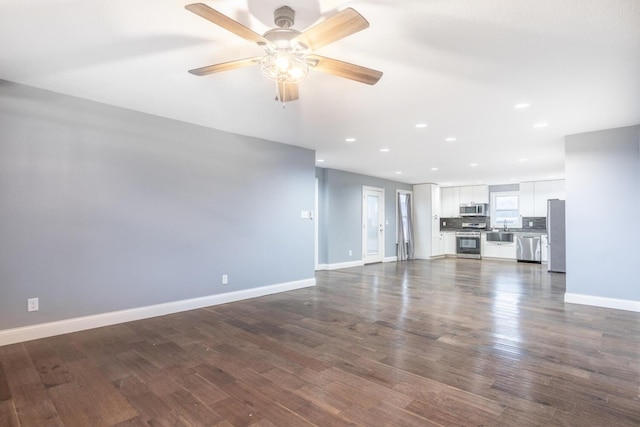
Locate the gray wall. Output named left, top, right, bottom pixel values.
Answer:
left=316, top=168, right=412, bottom=265
left=565, top=125, right=640, bottom=301
left=0, top=80, right=316, bottom=330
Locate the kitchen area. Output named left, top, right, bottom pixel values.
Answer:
left=413, top=181, right=566, bottom=272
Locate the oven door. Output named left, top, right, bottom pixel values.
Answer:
left=456, top=235, right=481, bottom=257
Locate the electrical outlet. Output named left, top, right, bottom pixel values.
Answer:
left=349, top=250, right=352, bottom=257
left=222, top=274, right=228, bottom=285
left=443, top=221, right=446, bottom=226
left=27, top=297, right=39, bottom=312
left=529, top=221, right=533, bottom=227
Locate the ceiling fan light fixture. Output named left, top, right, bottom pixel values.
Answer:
left=261, top=52, right=309, bottom=83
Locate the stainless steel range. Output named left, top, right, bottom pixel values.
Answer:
left=455, top=222, right=485, bottom=259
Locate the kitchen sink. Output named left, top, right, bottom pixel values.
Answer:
left=486, top=231, right=514, bottom=242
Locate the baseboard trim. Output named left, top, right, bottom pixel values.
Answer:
left=315, top=264, right=329, bottom=271
left=326, top=260, right=364, bottom=270
left=481, top=257, right=517, bottom=262
left=0, top=278, right=316, bottom=347
left=383, top=256, right=397, bottom=263
left=564, top=293, right=640, bottom=313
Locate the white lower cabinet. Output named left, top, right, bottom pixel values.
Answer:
left=432, top=235, right=443, bottom=257
left=443, top=232, right=457, bottom=255
left=481, top=234, right=516, bottom=259
left=541, top=234, right=548, bottom=262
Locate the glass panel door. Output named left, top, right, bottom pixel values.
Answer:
left=363, top=187, right=384, bottom=264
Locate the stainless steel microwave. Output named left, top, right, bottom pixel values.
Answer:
left=459, top=203, right=488, bottom=217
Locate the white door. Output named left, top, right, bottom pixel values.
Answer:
left=363, top=187, right=384, bottom=264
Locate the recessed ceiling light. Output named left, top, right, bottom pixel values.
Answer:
left=469, top=163, right=478, bottom=167
left=345, top=137, right=356, bottom=142
left=514, top=102, right=531, bottom=109
left=431, top=167, right=439, bottom=171
left=380, top=148, right=390, bottom=152
left=518, top=158, right=528, bottom=162
left=316, top=159, right=325, bottom=163
left=415, top=123, right=428, bottom=128
left=533, top=122, right=548, bottom=128
left=395, top=171, right=403, bottom=175
left=445, top=137, right=457, bottom=142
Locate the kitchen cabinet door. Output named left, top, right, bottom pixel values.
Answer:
left=541, top=234, right=548, bottom=262
left=413, top=183, right=440, bottom=259
left=431, top=218, right=443, bottom=257
left=472, top=185, right=489, bottom=204
left=547, top=179, right=565, bottom=200
left=432, top=185, right=441, bottom=218
left=519, top=182, right=535, bottom=217
left=443, top=232, right=456, bottom=255
left=432, top=235, right=443, bottom=257
left=483, top=242, right=516, bottom=259
left=459, top=185, right=488, bottom=204
left=441, top=187, right=459, bottom=217
left=533, top=180, right=552, bottom=216
left=459, top=186, right=474, bottom=204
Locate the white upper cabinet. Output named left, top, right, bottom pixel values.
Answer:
left=520, top=182, right=535, bottom=217
left=472, top=185, right=489, bottom=204
left=459, top=185, right=489, bottom=205
left=441, top=187, right=459, bottom=217
left=458, top=186, right=473, bottom=205
left=441, top=185, right=488, bottom=217
left=520, top=180, right=565, bottom=217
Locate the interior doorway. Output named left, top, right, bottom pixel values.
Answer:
left=362, top=186, right=384, bottom=264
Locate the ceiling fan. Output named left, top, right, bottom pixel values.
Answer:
left=185, top=2, right=383, bottom=103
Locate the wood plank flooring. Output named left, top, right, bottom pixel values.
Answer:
left=1, top=258, right=639, bottom=426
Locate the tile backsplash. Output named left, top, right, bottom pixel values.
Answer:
left=440, top=216, right=546, bottom=231
left=522, top=217, right=546, bottom=230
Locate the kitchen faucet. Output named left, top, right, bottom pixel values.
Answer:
left=503, top=219, right=508, bottom=231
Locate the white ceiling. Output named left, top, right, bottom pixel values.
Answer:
left=1, top=0, right=639, bottom=185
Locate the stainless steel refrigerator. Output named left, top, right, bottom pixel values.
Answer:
left=547, top=199, right=566, bottom=273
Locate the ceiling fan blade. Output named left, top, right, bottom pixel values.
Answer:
left=277, top=82, right=299, bottom=102
left=307, top=55, right=383, bottom=85
left=185, top=3, right=270, bottom=46
left=188, top=57, right=261, bottom=76
left=293, top=8, right=369, bottom=51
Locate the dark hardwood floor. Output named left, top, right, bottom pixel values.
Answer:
left=1, top=258, right=639, bottom=426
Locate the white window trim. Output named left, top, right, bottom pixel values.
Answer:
left=490, top=191, right=522, bottom=228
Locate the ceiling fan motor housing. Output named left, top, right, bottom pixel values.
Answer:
left=274, top=6, right=295, bottom=28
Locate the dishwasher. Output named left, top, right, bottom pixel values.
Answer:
left=516, top=234, right=542, bottom=263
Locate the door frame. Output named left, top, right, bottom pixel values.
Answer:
left=362, top=186, right=385, bottom=264
left=314, top=177, right=319, bottom=270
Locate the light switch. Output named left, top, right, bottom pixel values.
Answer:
left=301, top=210, right=309, bottom=219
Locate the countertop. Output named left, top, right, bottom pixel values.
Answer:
left=441, top=228, right=547, bottom=234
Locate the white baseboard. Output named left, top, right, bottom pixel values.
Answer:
left=481, top=257, right=517, bottom=262
left=326, top=260, right=364, bottom=270
left=318, top=258, right=396, bottom=270
left=0, top=278, right=316, bottom=347
left=564, top=293, right=640, bottom=313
